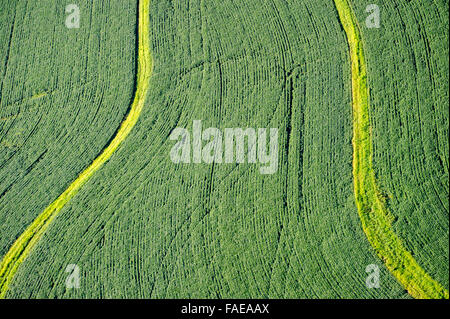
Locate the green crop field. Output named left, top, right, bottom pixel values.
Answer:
left=0, top=0, right=448, bottom=299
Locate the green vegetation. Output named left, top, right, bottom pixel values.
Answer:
left=0, top=0, right=447, bottom=299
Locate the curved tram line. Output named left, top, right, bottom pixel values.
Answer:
left=0, top=0, right=152, bottom=298
left=333, top=0, right=448, bottom=299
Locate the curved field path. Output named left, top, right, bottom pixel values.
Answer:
left=333, top=0, right=448, bottom=299
left=0, top=0, right=152, bottom=298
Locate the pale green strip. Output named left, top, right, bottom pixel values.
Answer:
left=0, top=0, right=152, bottom=298
left=333, top=0, right=448, bottom=299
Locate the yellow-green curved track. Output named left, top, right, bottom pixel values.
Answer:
left=334, top=0, right=448, bottom=299
left=0, top=0, right=152, bottom=298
